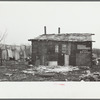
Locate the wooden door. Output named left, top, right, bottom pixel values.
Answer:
left=64, top=54, right=69, bottom=66
left=58, top=54, right=64, bottom=66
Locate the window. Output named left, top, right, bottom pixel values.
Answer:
left=55, top=45, right=59, bottom=53
left=47, top=45, right=55, bottom=54
left=62, top=44, right=66, bottom=53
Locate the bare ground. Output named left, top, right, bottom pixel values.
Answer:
left=0, top=60, right=99, bottom=81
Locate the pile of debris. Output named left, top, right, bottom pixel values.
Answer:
left=0, top=61, right=98, bottom=81
left=79, top=71, right=100, bottom=81
left=21, top=65, right=80, bottom=81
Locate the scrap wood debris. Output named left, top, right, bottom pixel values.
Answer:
left=36, top=65, right=79, bottom=73
left=0, top=61, right=99, bottom=81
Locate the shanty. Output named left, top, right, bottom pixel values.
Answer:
left=28, top=27, right=93, bottom=67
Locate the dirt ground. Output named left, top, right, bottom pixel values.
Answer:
left=0, top=60, right=99, bottom=81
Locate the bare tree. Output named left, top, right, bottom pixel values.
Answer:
left=0, top=28, right=7, bottom=43
left=0, top=28, right=8, bottom=49
left=0, top=28, right=8, bottom=65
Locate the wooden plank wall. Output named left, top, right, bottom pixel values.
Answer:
left=76, top=42, right=92, bottom=66
left=31, top=40, right=92, bottom=66
left=69, top=42, right=77, bottom=66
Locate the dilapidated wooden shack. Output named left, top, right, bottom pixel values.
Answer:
left=29, top=32, right=93, bottom=67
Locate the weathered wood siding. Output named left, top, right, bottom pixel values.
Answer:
left=76, top=53, right=91, bottom=66
left=76, top=42, right=92, bottom=66
left=31, top=40, right=92, bottom=66
left=69, top=42, right=77, bottom=66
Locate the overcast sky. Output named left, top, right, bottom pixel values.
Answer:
left=0, top=1, right=100, bottom=48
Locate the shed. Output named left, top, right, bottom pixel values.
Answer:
left=29, top=33, right=93, bottom=67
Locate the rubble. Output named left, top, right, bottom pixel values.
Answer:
left=5, top=73, right=12, bottom=77
left=79, top=71, right=100, bottom=81
left=36, top=66, right=79, bottom=73
left=0, top=60, right=100, bottom=81
left=10, top=73, right=27, bottom=81
left=22, top=68, right=35, bottom=75
left=36, top=72, right=55, bottom=77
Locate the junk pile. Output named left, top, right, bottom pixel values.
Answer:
left=22, top=68, right=35, bottom=75
left=10, top=73, right=27, bottom=81
left=36, top=66, right=79, bottom=73
left=21, top=65, right=80, bottom=81
left=79, top=71, right=100, bottom=81
left=0, top=62, right=93, bottom=81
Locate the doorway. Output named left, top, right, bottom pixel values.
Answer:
left=58, top=53, right=64, bottom=66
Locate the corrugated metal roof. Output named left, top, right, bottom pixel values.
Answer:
left=29, top=33, right=92, bottom=41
